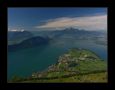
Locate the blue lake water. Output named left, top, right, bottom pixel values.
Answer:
left=7, top=38, right=107, bottom=80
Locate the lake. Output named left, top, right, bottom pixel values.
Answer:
left=7, top=38, right=107, bottom=80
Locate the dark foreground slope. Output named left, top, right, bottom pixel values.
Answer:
left=9, top=48, right=107, bottom=83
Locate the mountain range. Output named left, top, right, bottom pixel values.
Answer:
left=31, top=28, right=107, bottom=40
left=8, top=31, right=34, bottom=41
left=8, top=28, right=107, bottom=51
left=8, top=36, right=49, bottom=52
left=8, top=28, right=107, bottom=40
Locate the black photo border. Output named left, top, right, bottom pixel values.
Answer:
left=0, top=0, right=113, bottom=89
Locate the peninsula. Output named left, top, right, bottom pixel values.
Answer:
left=9, top=48, right=107, bottom=83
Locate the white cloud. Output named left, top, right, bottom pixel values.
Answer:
left=10, top=29, right=18, bottom=32
left=35, top=14, right=107, bottom=31
left=8, top=29, right=25, bottom=32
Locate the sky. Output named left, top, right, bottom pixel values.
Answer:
left=8, top=8, right=107, bottom=31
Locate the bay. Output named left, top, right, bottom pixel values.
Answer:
left=7, top=38, right=107, bottom=80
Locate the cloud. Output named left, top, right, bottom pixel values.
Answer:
left=8, top=29, right=25, bottom=32
left=35, top=14, right=107, bottom=31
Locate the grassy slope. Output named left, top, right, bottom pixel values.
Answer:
left=17, top=72, right=107, bottom=83
left=9, top=49, right=107, bottom=83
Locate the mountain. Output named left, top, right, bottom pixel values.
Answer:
left=8, top=36, right=49, bottom=52
left=8, top=31, right=34, bottom=40
left=8, top=31, right=34, bottom=45
left=32, top=28, right=106, bottom=40
left=51, top=28, right=106, bottom=39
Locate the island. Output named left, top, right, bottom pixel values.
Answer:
left=9, top=48, right=107, bottom=83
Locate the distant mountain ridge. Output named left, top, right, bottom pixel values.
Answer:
left=8, top=28, right=106, bottom=40
left=8, top=36, right=49, bottom=52
left=8, top=28, right=107, bottom=46
left=8, top=31, right=34, bottom=45
left=31, top=28, right=107, bottom=39
left=8, top=31, right=34, bottom=41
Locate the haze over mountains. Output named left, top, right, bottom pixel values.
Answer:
left=8, top=31, right=34, bottom=41
left=8, top=36, right=49, bottom=52
left=8, top=27, right=107, bottom=52
left=36, top=27, right=107, bottom=39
